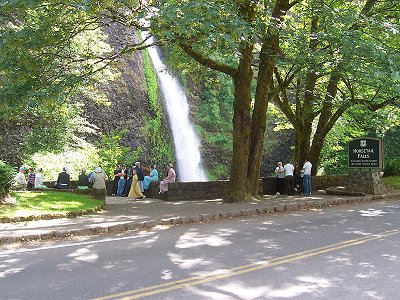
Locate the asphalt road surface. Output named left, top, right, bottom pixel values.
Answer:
left=1, top=199, right=400, bottom=300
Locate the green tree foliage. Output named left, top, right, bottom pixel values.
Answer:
left=320, top=105, right=400, bottom=175
left=0, top=160, right=15, bottom=200
left=25, top=142, right=100, bottom=181
left=22, top=103, right=86, bottom=156
left=1, top=2, right=101, bottom=117
left=0, top=0, right=143, bottom=119
left=384, top=126, right=400, bottom=176
left=1, top=2, right=172, bottom=176
left=97, top=130, right=142, bottom=177
left=272, top=0, right=400, bottom=173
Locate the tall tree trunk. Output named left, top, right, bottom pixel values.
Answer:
left=294, top=120, right=313, bottom=168
left=309, top=133, right=325, bottom=175
left=309, top=74, right=340, bottom=174
left=248, top=0, right=289, bottom=196
left=225, top=45, right=254, bottom=202
left=247, top=70, right=271, bottom=195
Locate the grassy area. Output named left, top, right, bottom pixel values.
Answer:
left=383, top=176, right=400, bottom=190
left=0, top=191, right=104, bottom=219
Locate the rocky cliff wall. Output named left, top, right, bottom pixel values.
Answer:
left=0, top=23, right=172, bottom=167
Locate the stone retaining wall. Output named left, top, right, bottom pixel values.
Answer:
left=44, top=175, right=347, bottom=201
left=262, top=175, right=347, bottom=195
left=41, top=183, right=107, bottom=201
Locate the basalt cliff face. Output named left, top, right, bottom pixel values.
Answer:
left=0, top=24, right=169, bottom=167
left=82, top=24, right=155, bottom=152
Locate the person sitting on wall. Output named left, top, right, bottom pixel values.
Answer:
left=26, top=167, right=36, bottom=191
left=143, top=165, right=159, bottom=190
left=77, top=168, right=89, bottom=190
left=13, top=167, right=27, bottom=190
left=56, top=167, right=70, bottom=189
left=34, top=167, right=46, bottom=189
left=142, top=164, right=151, bottom=177
left=92, top=167, right=108, bottom=196
left=158, top=163, right=176, bottom=194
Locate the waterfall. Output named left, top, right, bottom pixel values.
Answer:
left=144, top=35, right=207, bottom=182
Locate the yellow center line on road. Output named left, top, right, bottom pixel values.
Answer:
left=93, top=229, right=400, bottom=300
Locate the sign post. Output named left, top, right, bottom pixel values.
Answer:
left=347, top=137, right=385, bottom=195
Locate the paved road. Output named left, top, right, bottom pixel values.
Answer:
left=1, top=199, right=400, bottom=299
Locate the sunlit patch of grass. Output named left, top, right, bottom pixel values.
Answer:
left=383, top=176, right=400, bottom=190
left=0, top=191, right=103, bottom=219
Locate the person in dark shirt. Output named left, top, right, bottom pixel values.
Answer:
left=27, top=167, right=36, bottom=191
left=122, top=164, right=134, bottom=197
left=78, top=168, right=89, bottom=189
left=56, top=167, right=70, bottom=189
left=112, top=164, right=121, bottom=196
left=133, top=162, right=145, bottom=192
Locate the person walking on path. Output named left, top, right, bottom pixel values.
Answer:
left=283, top=161, right=295, bottom=196
left=158, top=164, right=176, bottom=194
left=274, top=162, right=285, bottom=195
left=128, top=169, right=145, bottom=199
left=302, top=158, right=313, bottom=195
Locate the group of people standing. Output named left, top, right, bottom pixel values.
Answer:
left=274, top=158, right=312, bottom=196
left=112, top=162, right=149, bottom=199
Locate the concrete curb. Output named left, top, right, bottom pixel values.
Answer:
left=1, top=192, right=400, bottom=245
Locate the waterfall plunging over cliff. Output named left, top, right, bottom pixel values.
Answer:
left=144, top=35, right=207, bottom=182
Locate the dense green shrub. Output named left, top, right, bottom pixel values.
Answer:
left=0, top=160, right=15, bottom=198
left=142, top=48, right=160, bottom=115
left=384, top=159, right=400, bottom=177
left=97, top=130, right=142, bottom=177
